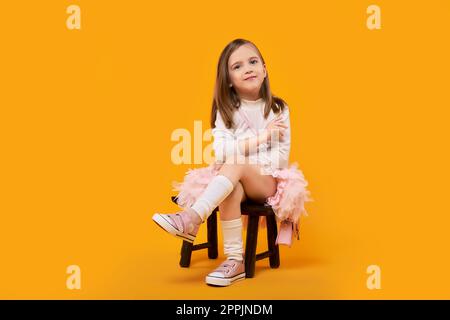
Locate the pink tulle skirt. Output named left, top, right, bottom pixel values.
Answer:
left=172, top=162, right=313, bottom=239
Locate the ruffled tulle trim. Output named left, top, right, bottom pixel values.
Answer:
left=265, top=162, right=314, bottom=240
left=266, top=163, right=313, bottom=221
left=172, top=162, right=313, bottom=245
left=172, top=163, right=219, bottom=209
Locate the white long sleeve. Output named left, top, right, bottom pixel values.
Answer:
left=211, top=111, right=241, bottom=163
left=212, top=98, right=291, bottom=173
left=265, top=106, right=291, bottom=169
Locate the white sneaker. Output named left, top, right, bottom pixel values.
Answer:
left=205, top=259, right=245, bottom=286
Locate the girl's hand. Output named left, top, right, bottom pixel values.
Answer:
left=265, top=114, right=288, bottom=142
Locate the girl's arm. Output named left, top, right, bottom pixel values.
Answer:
left=236, top=108, right=289, bottom=157
left=212, top=112, right=240, bottom=163
left=277, top=106, right=291, bottom=166
left=268, top=105, right=291, bottom=168
left=236, top=132, right=270, bottom=157
left=212, top=110, right=288, bottom=162
left=212, top=112, right=269, bottom=163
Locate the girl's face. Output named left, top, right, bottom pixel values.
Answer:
left=228, top=44, right=267, bottom=101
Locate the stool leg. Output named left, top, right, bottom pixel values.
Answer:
left=266, top=215, right=280, bottom=268
left=245, top=215, right=259, bottom=278
left=179, top=241, right=192, bottom=267
left=207, top=210, right=218, bottom=259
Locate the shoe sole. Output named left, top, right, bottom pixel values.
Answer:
left=205, top=272, right=246, bottom=286
left=152, top=213, right=195, bottom=243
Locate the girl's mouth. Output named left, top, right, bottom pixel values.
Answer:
left=245, top=76, right=257, bottom=80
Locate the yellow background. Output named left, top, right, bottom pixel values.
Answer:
left=1, top=0, right=449, bottom=299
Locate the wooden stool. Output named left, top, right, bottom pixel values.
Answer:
left=171, top=196, right=280, bottom=278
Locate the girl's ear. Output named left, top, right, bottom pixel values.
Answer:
left=263, top=64, right=267, bottom=78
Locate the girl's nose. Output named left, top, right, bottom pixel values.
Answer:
left=244, top=65, right=254, bottom=74
left=244, top=69, right=254, bottom=77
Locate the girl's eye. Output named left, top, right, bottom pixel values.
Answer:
left=233, top=59, right=258, bottom=70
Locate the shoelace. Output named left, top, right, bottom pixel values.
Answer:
left=214, top=261, right=237, bottom=274
left=169, top=212, right=193, bottom=233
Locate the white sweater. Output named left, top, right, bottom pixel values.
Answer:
left=212, top=97, right=291, bottom=175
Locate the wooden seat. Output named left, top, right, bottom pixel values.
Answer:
left=171, top=196, right=280, bottom=278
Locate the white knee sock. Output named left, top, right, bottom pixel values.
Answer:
left=221, top=218, right=244, bottom=261
left=191, top=175, right=234, bottom=222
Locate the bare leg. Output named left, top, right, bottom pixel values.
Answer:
left=159, top=159, right=277, bottom=230
left=219, top=181, right=247, bottom=221
left=206, top=161, right=277, bottom=285
left=218, top=159, right=277, bottom=204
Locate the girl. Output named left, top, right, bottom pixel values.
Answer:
left=153, top=38, right=311, bottom=287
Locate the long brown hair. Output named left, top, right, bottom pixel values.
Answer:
left=210, top=38, right=287, bottom=129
